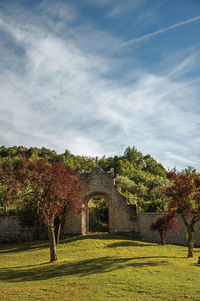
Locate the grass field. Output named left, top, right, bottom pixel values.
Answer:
left=0, top=234, right=200, bottom=301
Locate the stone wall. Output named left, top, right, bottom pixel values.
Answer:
left=63, top=211, right=82, bottom=235
left=0, top=216, right=47, bottom=242
left=1, top=213, right=200, bottom=246
left=138, top=213, right=200, bottom=246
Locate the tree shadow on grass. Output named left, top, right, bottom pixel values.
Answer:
left=0, top=256, right=168, bottom=283
left=60, top=234, right=155, bottom=246
left=106, top=241, right=155, bottom=248
left=0, top=234, right=157, bottom=254
left=0, top=241, right=49, bottom=254
left=193, top=249, right=200, bottom=254
left=60, top=233, right=119, bottom=244
left=0, top=234, right=137, bottom=254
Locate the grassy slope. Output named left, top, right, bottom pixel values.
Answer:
left=0, top=234, right=200, bottom=301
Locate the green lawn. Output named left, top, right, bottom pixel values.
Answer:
left=0, top=234, right=200, bottom=301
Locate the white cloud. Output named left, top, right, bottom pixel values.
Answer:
left=109, top=6, right=121, bottom=17
left=39, top=0, right=76, bottom=21
left=107, top=0, right=147, bottom=18
left=0, top=2, right=200, bottom=170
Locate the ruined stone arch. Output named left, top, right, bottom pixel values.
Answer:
left=83, top=191, right=111, bottom=203
left=63, top=166, right=139, bottom=236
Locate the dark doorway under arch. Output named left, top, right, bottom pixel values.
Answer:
left=88, top=197, right=108, bottom=233
left=81, top=191, right=111, bottom=234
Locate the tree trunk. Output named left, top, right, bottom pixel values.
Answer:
left=48, top=225, right=58, bottom=262
left=54, top=206, right=67, bottom=245
left=187, top=224, right=194, bottom=258
left=3, top=203, right=7, bottom=215
left=54, top=216, right=62, bottom=245
left=160, top=231, right=167, bottom=246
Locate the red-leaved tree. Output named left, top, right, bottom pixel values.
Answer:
left=164, top=170, right=200, bottom=257
left=16, top=157, right=86, bottom=262
left=150, top=211, right=178, bottom=245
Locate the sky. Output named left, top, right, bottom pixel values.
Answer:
left=0, top=0, right=200, bottom=171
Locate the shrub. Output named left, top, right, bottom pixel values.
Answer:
left=150, top=211, right=178, bottom=245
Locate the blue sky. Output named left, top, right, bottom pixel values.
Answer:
left=0, top=0, right=200, bottom=170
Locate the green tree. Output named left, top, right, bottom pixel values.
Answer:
left=143, top=154, right=167, bottom=177
left=123, top=146, right=144, bottom=169
left=0, top=157, right=19, bottom=214
left=98, top=156, right=119, bottom=172
left=63, top=155, right=95, bottom=173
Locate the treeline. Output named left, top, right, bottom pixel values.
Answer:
left=0, top=145, right=167, bottom=175
left=0, top=145, right=169, bottom=212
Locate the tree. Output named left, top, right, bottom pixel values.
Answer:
left=124, top=146, right=144, bottom=169
left=164, top=170, right=200, bottom=257
left=150, top=211, right=178, bottom=245
left=98, top=155, right=119, bottom=173
left=0, top=157, right=18, bottom=214
left=62, top=155, right=95, bottom=173
left=143, top=154, right=167, bottom=177
left=17, top=157, right=86, bottom=262
left=116, top=175, right=169, bottom=212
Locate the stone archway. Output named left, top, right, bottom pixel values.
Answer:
left=63, top=166, right=140, bottom=236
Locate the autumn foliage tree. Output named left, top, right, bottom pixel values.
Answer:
left=16, top=157, right=86, bottom=262
left=150, top=211, right=178, bottom=245
left=164, top=170, right=200, bottom=257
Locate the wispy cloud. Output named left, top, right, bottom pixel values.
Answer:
left=39, top=0, right=76, bottom=21
left=107, top=0, right=146, bottom=18
left=0, top=2, right=200, bottom=170
left=118, top=15, right=200, bottom=48
left=168, top=55, right=195, bottom=79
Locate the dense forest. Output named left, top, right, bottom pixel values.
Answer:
left=0, top=145, right=170, bottom=212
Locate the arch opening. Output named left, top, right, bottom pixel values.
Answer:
left=81, top=191, right=111, bottom=234
left=88, top=197, right=108, bottom=233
